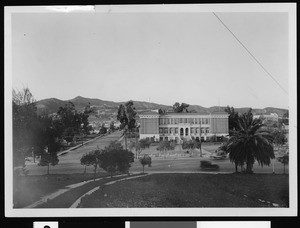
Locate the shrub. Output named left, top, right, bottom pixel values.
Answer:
left=139, top=154, right=152, bottom=174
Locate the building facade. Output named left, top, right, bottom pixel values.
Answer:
left=139, top=111, right=229, bottom=142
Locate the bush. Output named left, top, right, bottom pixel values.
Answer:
left=139, top=154, right=152, bottom=173
left=98, top=141, right=134, bottom=177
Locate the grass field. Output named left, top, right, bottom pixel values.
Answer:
left=78, top=173, right=289, bottom=208
left=13, top=172, right=110, bottom=208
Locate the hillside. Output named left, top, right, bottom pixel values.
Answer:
left=36, top=96, right=288, bottom=119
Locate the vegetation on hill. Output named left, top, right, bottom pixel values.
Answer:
left=36, top=96, right=288, bottom=118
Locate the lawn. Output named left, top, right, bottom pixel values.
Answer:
left=78, top=173, right=289, bottom=208
left=13, top=172, right=110, bottom=208
left=131, top=142, right=221, bottom=158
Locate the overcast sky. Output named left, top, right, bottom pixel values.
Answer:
left=10, top=6, right=290, bottom=109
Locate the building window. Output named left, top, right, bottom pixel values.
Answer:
left=206, top=118, right=208, bottom=124
left=169, top=128, right=172, bottom=134
left=164, top=128, right=168, bottom=134
left=206, top=128, right=209, bottom=133
left=201, top=128, right=205, bottom=133
left=159, top=128, right=163, bottom=134
left=191, top=128, right=194, bottom=134
left=175, top=128, right=178, bottom=134
left=175, top=118, right=178, bottom=124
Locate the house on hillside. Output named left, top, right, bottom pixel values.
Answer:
left=253, top=113, right=279, bottom=122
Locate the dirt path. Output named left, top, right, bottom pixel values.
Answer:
left=32, top=174, right=145, bottom=208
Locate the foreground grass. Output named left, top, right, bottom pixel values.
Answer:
left=79, top=173, right=289, bottom=208
left=13, top=172, right=110, bottom=208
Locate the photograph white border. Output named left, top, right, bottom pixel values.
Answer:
left=4, top=3, right=297, bottom=217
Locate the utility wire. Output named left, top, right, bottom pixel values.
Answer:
left=212, top=12, right=288, bottom=95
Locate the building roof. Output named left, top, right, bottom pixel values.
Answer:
left=210, top=111, right=229, bottom=115
left=139, top=111, right=160, bottom=115
left=161, top=111, right=210, bottom=115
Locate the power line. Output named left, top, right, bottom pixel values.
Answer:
left=212, top=12, right=288, bottom=95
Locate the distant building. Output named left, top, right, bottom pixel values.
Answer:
left=139, top=111, right=229, bottom=142
left=253, top=113, right=279, bottom=122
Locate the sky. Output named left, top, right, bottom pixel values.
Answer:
left=9, top=6, right=291, bottom=109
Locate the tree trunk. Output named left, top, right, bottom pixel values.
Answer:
left=124, top=130, right=128, bottom=150
left=135, top=129, right=138, bottom=159
left=246, top=161, right=253, bottom=174
left=199, top=142, right=202, bottom=157
left=235, top=163, right=238, bottom=173
left=142, top=165, right=145, bottom=174
left=84, top=165, right=86, bottom=174
left=93, top=166, right=96, bottom=181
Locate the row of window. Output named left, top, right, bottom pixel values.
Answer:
left=159, top=127, right=210, bottom=134
left=159, top=118, right=209, bottom=125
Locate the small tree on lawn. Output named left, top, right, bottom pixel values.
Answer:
left=80, top=151, right=99, bottom=177
left=129, top=138, right=152, bottom=158
left=182, top=139, right=201, bottom=156
left=38, top=146, right=59, bottom=175
left=277, top=153, right=289, bottom=174
left=98, top=141, right=134, bottom=177
left=139, top=154, right=152, bottom=174
left=156, top=140, right=175, bottom=156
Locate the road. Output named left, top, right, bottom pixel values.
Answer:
left=26, top=131, right=288, bottom=175
left=26, top=131, right=123, bottom=175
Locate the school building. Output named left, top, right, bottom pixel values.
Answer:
left=139, top=111, right=229, bottom=142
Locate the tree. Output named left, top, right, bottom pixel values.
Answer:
left=277, top=153, right=289, bottom=174
left=139, top=154, right=152, bottom=174
left=80, top=151, right=99, bottom=179
left=158, top=108, right=165, bottom=114
left=13, top=87, right=63, bottom=175
left=156, top=140, right=175, bottom=156
left=224, top=106, right=240, bottom=133
left=109, top=121, right=115, bottom=132
left=182, top=139, right=201, bottom=156
left=13, top=87, right=38, bottom=169
left=98, top=141, right=134, bottom=177
left=56, top=102, right=92, bottom=143
left=129, top=138, right=151, bottom=158
left=172, top=102, right=189, bottom=113
left=225, top=110, right=275, bottom=174
left=283, top=111, right=289, bottom=119
left=38, top=146, right=59, bottom=175
left=80, top=103, right=93, bottom=134
left=99, top=123, right=107, bottom=134
left=117, top=101, right=137, bottom=150
left=271, top=130, right=287, bottom=147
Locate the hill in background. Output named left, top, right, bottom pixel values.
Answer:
left=36, top=96, right=288, bottom=121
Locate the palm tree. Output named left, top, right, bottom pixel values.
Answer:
left=226, top=111, right=275, bottom=174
